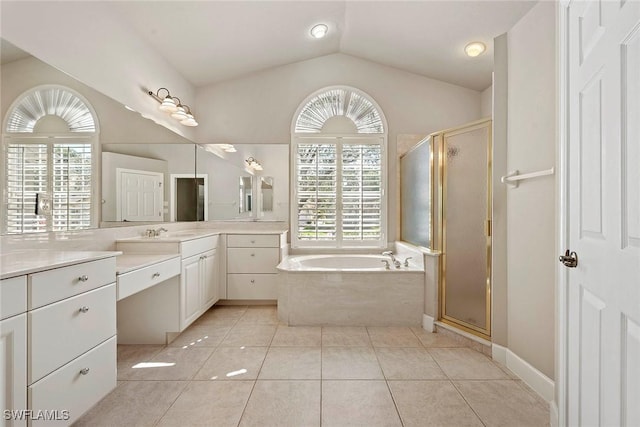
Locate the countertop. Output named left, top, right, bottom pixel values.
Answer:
left=116, top=253, right=181, bottom=275
left=0, top=250, right=122, bottom=279
left=116, top=228, right=287, bottom=243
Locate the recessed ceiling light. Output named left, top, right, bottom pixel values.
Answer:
left=310, top=24, right=328, bottom=39
left=465, top=42, right=486, bottom=58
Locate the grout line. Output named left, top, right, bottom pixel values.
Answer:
left=236, top=311, right=277, bottom=426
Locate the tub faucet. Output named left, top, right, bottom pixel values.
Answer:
left=381, top=260, right=391, bottom=270
left=382, top=251, right=401, bottom=269
left=382, top=251, right=396, bottom=262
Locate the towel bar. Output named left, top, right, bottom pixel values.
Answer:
left=501, top=167, right=555, bottom=188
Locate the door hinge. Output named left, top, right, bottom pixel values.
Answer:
left=486, top=219, right=492, bottom=237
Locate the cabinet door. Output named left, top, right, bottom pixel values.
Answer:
left=1, top=314, right=27, bottom=427
left=201, top=250, right=218, bottom=309
left=181, top=255, right=201, bottom=330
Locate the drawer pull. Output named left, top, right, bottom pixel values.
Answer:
left=251, top=253, right=255, bottom=257
left=152, top=272, right=160, bottom=279
left=80, top=367, right=90, bottom=375
left=79, top=306, right=90, bottom=313
left=78, top=275, right=89, bottom=282
left=250, top=279, right=255, bottom=284
left=251, top=240, right=255, bottom=244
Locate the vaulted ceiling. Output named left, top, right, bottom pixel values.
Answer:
left=110, top=1, right=537, bottom=91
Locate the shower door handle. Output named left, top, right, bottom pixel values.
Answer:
left=559, top=250, right=578, bottom=268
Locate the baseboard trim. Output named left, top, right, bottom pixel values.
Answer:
left=422, top=314, right=435, bottom=332
left=492, top=343, right=507, bottom=365
left=498, top=348, right=554, bottom=402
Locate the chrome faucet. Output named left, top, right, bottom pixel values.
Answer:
left=145, top=227, right=168, bottom=237
left=382, top=251, right=401, bottom=269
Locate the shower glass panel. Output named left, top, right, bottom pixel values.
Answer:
left=400, top=137, right=432, bottom=248
left=441, top=121, right=491, bottom=336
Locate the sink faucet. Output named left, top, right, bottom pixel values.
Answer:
left=382, top=251, right=401, bottom=269
left=145, top=227, right=168, bottom=237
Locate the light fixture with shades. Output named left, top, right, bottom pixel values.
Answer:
left=246, top=157, right=263, bottom=171
left=148, top=88, right=198, bottom=126
left=464, top=42, right=486, bottom=58
left=310, top=24, right=328, bottom=39
left=219, top=144, right=237, bottom=153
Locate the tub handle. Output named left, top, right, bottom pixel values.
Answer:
left=381, top=260, right=391, bottom=270
left=403, top=257, right=413, bottom=267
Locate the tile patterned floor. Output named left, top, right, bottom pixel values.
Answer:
left=76, top=305, right=550, bottom=427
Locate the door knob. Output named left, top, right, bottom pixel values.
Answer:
left=559, top=250, right=578, bottom=268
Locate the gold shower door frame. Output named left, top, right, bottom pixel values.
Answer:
left=436, top=119, right=492, bottom=340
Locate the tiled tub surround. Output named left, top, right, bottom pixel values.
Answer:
left=75, top=305, right=551, bottom=427
left=277, top=253, right=425, bottom=326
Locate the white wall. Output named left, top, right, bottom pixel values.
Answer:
left=481, top=85, right=493, bottom=118
left=195, top=53, right=483, bottom=242
left=1, top=1, right=196, bottom=141
left=506, top=1, right=557, bottom=380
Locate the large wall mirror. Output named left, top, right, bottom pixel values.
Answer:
left=0, top=39, right=289, bottom=235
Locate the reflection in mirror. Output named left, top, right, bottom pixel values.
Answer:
left=239, top=176, right=253, bottom=215
left=1, top=39, right=201, bottom=232
left=259, top=177, right=274, bottom=214
left=101, top=144, right=196, bottom=225
left=196, top=144, right=289, bottom=221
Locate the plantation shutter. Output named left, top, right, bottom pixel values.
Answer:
left=342, top=142, right=383, bottom=241
left=296, top=143, right=338, bottom=241
left=294, top=137, right=384, bottom=246
left=5, top=141, right=93, bottom=234
left=52, top=144, right=92, bottom=231
left=5, top=144, right=49, bottom=234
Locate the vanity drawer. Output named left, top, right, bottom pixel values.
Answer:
left=29, top=336, right=116, bottom=427
left=29, top=258, right=116, bottom=309
left=1, top=275, right=27, bottom=320
left=227, top=248, right=280, bottom=273
left=29, top=284, right=116, bottom=384
left=227, top=274, right=278, bottom=300
left=181, top=236, right=218, bottom=259
left=227, top=234, right=279, bottom=248
left=117, top=256, right=181, bottom=301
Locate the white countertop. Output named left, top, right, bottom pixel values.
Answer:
left=116, top=228, right=286, bottom=243
left=0, top=250, right=122, bottom=279
left=116, top=229, right=220, bottom=243
left=116, top=253, right=181, bottom=275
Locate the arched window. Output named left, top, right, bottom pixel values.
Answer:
left=291, top=86, right=387, bottom=248
left=2, top=85, right=98, bottom=234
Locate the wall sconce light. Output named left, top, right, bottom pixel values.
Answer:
left=148, top=88, right=198, bottom=126
left=246, top=157, right=263, bottom=171
left=220, top=144, right=237, bottom=153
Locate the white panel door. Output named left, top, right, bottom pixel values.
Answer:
left=566, top=1, right=640, bottom=426
left=120, top=170, right=163, bottom=222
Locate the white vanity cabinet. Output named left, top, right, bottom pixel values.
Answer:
left=226, top=233, right=283, bottom=300
left=116, top=233, right=220, bottom=333
left=27, top=257, right=117, bottom=427
left=1, top=276, right=27, bottom=427
left=180, top=247, right=218, bottom=330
